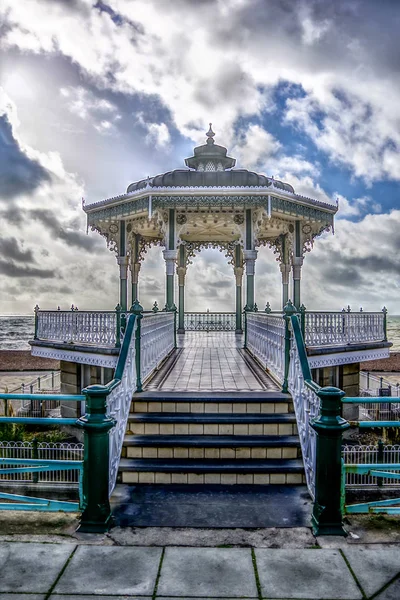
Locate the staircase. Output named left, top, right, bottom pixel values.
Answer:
left=119, top=391, right=305, bottom=485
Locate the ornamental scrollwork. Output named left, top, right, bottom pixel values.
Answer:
left=182, top=240, right=240, bottom=267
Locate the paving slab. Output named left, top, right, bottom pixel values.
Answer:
left=343, top=546, right=400, bottom=597
left=374, top=577, right=400, bottom=600
left=53, top=545, right=162, bottom=596
left=0, top=542, right=73, bottom=593
left=158, top=547, right=258, bottom=598
left=255, top=548, right=362, bottom=599
left=1, top=596, right=45, bottom=600
left=51, top=597, right=150, bottom=600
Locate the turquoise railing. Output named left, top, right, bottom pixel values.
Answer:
left=288, top=307, right=400, bottom=530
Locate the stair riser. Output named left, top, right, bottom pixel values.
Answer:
left=127, top=423, right=298, bottom=436
left=131, top=401, right=293, bottom=414
left=121, top=472, right=305, bottom=485
left=123, top=447, right=299, bottom=460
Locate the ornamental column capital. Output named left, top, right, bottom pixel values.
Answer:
left=177, top=266, right=187, bottom=286
left=163, top=249, right=178, bottom=276
left=234, top=266, right=244, bottom=286
left=243, top=249, right=258, bottom=262
left=117, top=255, right=129, bottom=280
left=130, top=261, right=141, bottom=284
left=292, top=255, right=304, bottom=279
left=280, top=263, right=291, bottom=285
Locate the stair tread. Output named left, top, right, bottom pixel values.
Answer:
left=133, top=391, right=290, bottom=402
left=128, top=413, right=296, bottom=423
left=119, top=458, right=304, bottom=473
left=123, top=434, right=300, bottom=447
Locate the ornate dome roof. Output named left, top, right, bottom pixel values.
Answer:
left=126, top=125, right=295, bottom=194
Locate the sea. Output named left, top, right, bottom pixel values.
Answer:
left=1, top=314, right=400, bottom=351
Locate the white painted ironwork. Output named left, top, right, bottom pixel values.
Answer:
left=184, top=312, right=236, bottom=331
left=37, top=310, right=117, bottom=346
left=107, top=318, right=137, bottom=496
left=360, top=371, right=400, bottom=399
left=305, top=311, right=385, bottom=347
left=246, top=313, right=285, bottom=383
left=0, top=441, right=83, bottom=483
left=343, top=445, right=400, bottom=488
left=141, top=313, right=175, bottom=383
left=288, top=328, right=320, bottom=499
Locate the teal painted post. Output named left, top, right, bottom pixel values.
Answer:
left=77, top=384, right=116, bottom=533
left=34, top=305, right=39, bottom=339
left=299, top=304, right=306, bottom=339
left=115, top=304, right=121, bottom=348
left=311, top=386, right=350, bottom=536
left=292, top=220, right=303, bottom=310
left=243, top=306, right=250, bottom=349
left=282, top=300, right=297, bottom=393
left=382, top=306, right=388, bottom=342
left=131, top=299, right=144, bottom=392
left=171, top=303, right=177, bottom=348
left=244, top=210, right=256, bottom=311
left=234, top=245, right=243, bottom=333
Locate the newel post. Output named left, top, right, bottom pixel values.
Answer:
left=282, top=300, right=296, bottom=394
left=34, top=305, right=40, bottom=340
left=77, top=384, right=116, bottom=533
left=382, top=306, right=388, bottom=342
left=170, top=303, right=178, bottom=349
left=243, top=305, right=251, bottom=349
left=299, top=304, right=306, bottom=339
left=311, top=386, right=350, bottom=536
left=131, top=299, right=144, bottom=392
left=115, top=303, right=121, bottom=348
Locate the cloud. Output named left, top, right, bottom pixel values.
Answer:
left=0, top=260, right=54, bottom=278
left=0, top=114, right=50, bottom=200
left=29, top=209, right=101, bottom=251
left=0, top=237, right=35, bottom=263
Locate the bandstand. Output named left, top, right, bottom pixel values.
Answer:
left=23, top=126, right=392, bottom=535
left=84, top=125, right=336, bottom=329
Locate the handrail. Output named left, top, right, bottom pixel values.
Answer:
left=290, top=315, right=319, bottom=392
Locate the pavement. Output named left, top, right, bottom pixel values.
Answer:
left=2, top=541, right=400, bottom=599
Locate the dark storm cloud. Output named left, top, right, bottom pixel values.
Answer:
left=0, top=260, right=54, bottom=278
left=0, top=237, right=35, bottom=263
left=0, top=116, right=51, bottom=200
left=0, top=206, right=23, bottom=225
left=29, top=209, right=101, bottom=251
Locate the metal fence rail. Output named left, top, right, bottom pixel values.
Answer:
left=343, top=444, right=400, bottom=487
left=304, top=309, right=386, bottom=346
left=0, top=441, right=83, bottom=483
left=184, top=312, right=236, bottom=331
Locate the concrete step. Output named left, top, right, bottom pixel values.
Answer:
left=127, top=415, right=297, bottom=436
left=122, top=434, right=300, bottom=460
left=119, top=458, right=305, bottom=485
left=131, top=399, right=293, bottom=414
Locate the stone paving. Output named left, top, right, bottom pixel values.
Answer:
left=154, top=332, right=278, bottom=392
left=2, top=542, right=400, bottom=599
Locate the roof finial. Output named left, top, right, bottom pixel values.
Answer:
left=206, top=123, right=215, bottom=145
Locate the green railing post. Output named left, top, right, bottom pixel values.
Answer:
left=243, top=305, right=250, bottom=349
left=311, top=386, right=350, bottom=536
left=265, top=302, right=272, bottom=313
left=77, top=384, right=116, bottom=533
left=131, top=299, right=144, bottom=393
left=282, top=300, right=297, bottom=394
left=152, top=301, right=159, bottom=313
left=377, top=439, right=384, bottom=488
left=382, top=306, right=388, bottom=342
left=170, top=303, right=178, bottom=349
left=299, top=304, right=306, bottom=339
left=115, top=303, right=121, bottom=348
left=34, top=305, right=40, bottom=340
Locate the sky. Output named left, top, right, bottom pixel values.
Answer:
left=0, top=0, right=399, bottom=315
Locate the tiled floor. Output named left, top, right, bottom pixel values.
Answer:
left=153, top=332, right=278, bottom=392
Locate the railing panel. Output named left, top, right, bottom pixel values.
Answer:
left=184, top=312, right=236, bottom=331
left=141, top=313, right=175, bottom=383
left=343, top=445, right=400, bottom=487
left=36, top=310, right=117, bottom=346
left=288, top=331, right=320, bottom=499
left=305, top=311, right=385, bottom=346
left=246, top=313, right=285, bottom=383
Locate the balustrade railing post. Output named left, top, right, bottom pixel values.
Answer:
left=77, top=384, right=116, bottom=533
left=115, top=304, right=121, bottom=348
left=299, top=304, right=306, bottom=339
left=382, top=306, right=387, bottom=342
left=282, top=300, right=297, bottom=394
left=131, top=299, right=144, bottom=392
left=34, top=305, right=40, bottom=340
left=243, top=306, right=250, bottom=349
left=311, top=386, right=350, bottom=536
left=170, top=303, right=177, bottom=349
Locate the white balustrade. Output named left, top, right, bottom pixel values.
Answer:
left=107, top=318, right=137, bottom=495
left=288, top=330, right=320, bottom=500
left=246, top=313, right=285, bottom=383
left=37, top=310, right=117, bottom=346
left=141, top=313, right=175, bottom=383
left=305, top=311, right=385, bottom=346
left=184, top=312, right=236, bottom=331
left=343, top=445, right=400, bottom=487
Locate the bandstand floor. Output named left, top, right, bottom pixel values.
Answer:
left=146, top=332, right=279, bottom=392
